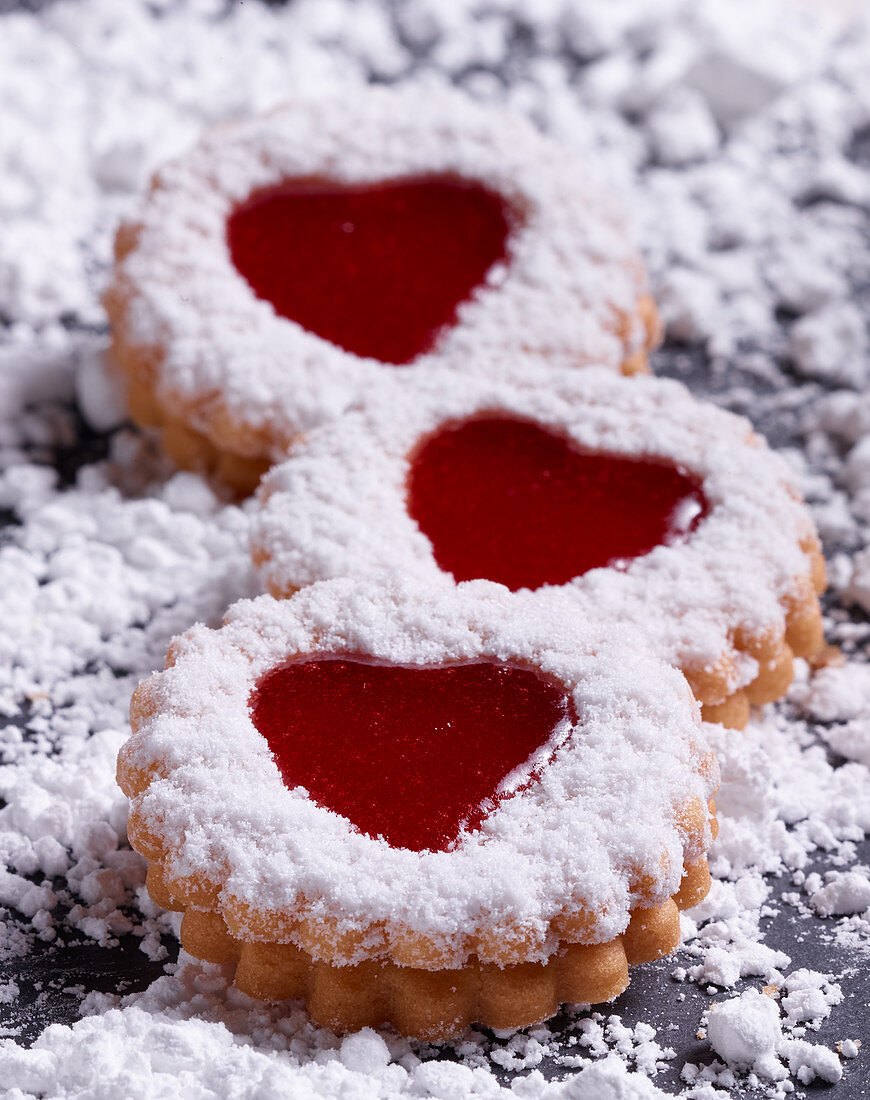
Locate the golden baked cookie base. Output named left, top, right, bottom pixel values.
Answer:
left=137, top=852, right=713, bottom=1040
left=104, top=260, right=663, bottom=498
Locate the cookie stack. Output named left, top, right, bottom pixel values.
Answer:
left=110, top=86, right=824, bottom=1039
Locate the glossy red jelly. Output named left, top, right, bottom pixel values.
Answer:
left=249, top=658, right=573, bottom=852
left=408, top=416, right=708, bottom=591
left=227, top=176, right=511, bottom=365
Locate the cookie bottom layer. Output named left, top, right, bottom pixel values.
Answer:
left=105, top=291, right=662, bottom=498
left=144, top=856, right=711, bottom=1040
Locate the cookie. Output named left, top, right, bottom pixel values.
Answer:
left=104, top=86, right=659, bottom=494
left=253, top=367, right=826, bottom=728
left=118, top=577, right=718, bottom=1038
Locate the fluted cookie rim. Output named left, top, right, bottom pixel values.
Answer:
left=253, top=366, right=826, bottom=721
left=118, top=578, right=718, bottom=971
left=104, top=84, right=660, bottom=490
left=139, top=850, right=714, bottom=1040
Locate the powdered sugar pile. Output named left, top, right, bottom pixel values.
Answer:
left=0, top=0, right=869, bottom=1097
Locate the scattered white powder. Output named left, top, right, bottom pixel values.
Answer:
left=0, top=0, right=868, bottom=1097
left=845, top=547, right=870, bottom=615
left=1, top=979, right=675, bottom=1099
left=808, top=869, right=870, bottom=917
left=797, top=663, right=870, bottom=765
left=780, top=968, right=843, bottom=1026
left=694, top=980, right=846, bottom=1088
left=706, top=990, right=785, bottom=1079
left=781, top=1037, right=844, bottom=1084
left=790, top=304, right=869, bottom=386
left=0, top=980, right=20, bottom=1005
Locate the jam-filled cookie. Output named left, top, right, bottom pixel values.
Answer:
left=118, top=577, right=717, bottom=1039
left=253, top=368, right=826, bottom=729
left=104, top=86, right=659, bottom=494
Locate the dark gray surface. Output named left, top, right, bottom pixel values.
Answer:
left=1, top=1, right=868, bottom=1094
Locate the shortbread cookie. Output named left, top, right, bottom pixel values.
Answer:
left=104, top=86, right=660, bottom=494
left=118, top=578, right=718, bottom=1039
left=253, top=368, right=826, bottom=729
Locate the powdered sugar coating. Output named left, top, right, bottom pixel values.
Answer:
left=124, top=577, right=716, bottom=965
left=107, top=85, right=649, bottom=460
left=254, top=367, right=818, bottom=700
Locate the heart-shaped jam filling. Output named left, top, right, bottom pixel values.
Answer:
left=250, top=658, right=573, bottom=852
left=227, top=176, right=511, bottom=365
left=408, top=416, right=708, bottom=591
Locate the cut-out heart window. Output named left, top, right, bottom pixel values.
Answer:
left=250, top=656, right=574, bottom=853
left=407, top=416, right=707, bottom=591
left=228, top=177, right=512, bottom=365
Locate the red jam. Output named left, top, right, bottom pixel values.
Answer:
left=249, top=658, right=573, bottom=853
left=227, top=177, right=511, bottom=365
left=407, top=416, right=708, bottom=591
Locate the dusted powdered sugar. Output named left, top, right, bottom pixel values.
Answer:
left=1, top=992, right=675, bottom=1100
left=109, top=85, right=648, bottom=459
left=0, top=0, right=868, bottom=1094
left=126, top=576, right=716, bottom=964
left=255, top=366, right=817, bottom=698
